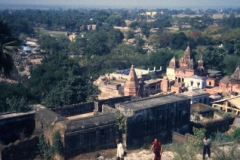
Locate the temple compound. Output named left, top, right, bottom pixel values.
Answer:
left=166, top=46, right=208, bottom=83
left=166, top=46, right=221, bottom=94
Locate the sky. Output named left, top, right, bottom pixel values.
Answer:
left=1, top=0, right=240, bottom=8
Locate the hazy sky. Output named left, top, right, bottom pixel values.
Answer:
left=1, top=0, right=239, bottom=8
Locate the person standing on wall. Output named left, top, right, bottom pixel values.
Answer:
left=203, top=136, right=211, bottom=159
left=116, top=139, right=124, bottom=160
left=150, top=138, right=163, bottom=160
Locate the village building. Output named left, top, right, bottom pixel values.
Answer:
left=95, top=65, right=163, bottom=99
left=212, top=95, right=240, bottom=116
left=180, top=88, right=210, bottom=105
left=184, top=75, right=207, bottom=89
left=190, top=103, right=235, bottom=134
left=206, top=69, right=222, bottom=87
left=219, top=65, right=240, bottom=94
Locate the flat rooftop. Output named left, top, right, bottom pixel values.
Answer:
left=119, top=94, right=189, bottom=111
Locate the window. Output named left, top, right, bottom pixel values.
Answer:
left=190, top=81, right=193, bottom=86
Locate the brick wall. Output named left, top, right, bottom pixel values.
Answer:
left=172, top=132, right=195, bottom=144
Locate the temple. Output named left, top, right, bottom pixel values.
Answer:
left=166, top=46, right=208, bottom=83
left=219, top=65, right=240, bottom=93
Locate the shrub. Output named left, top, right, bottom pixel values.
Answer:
left=232, top=128, right=240, bottom=143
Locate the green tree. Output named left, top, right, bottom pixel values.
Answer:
left=169, top=32, right=188, bottom=50
left=222, top=55, right=240, bottom=75
left=0, top=82, right=35, bottom=113
left=148, top=50, right=174, bottom=71
left=43, top=76, right=100, bottom=108
left=28, top=53, right=82, bottom=101
left=126, top=30, right=135, bottom=39
left=6, top=96, right=29, bottom=112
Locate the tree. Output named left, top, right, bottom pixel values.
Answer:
left=148, top=50, right=174, bottom=71
left=43, top=76, right=100, bottom=108
left=202, top=47, right=225, bottom=70
left=169, top=32, right=188, bottom=50
left=222, top=55, right=240, bottom=75
left=39, top=35, right=60, bottom=54
left=0, top=82, right=35, bottom=113
left=6, top=96, right=29, bottom=112
left=126, top=30, right=135, bottom=39
left=0, top=19, right=19, bottom=77
left=28, top=53, right=82, bottom=101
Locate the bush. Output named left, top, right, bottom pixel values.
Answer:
left=232, top=128, right=240, bottom=143
left=94, top=152, right=101, bottom=158
left=19, top=65, right=25, bottom=72
left=52, top=130, right=63, bottom=155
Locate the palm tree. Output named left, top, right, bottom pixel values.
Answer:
left=0, top=18, right=19, bottom=77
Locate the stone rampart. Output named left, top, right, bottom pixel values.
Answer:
left=0, top=135, right=38, bottom=160
left=52, top=102, right=94, bottom=117
left=0, top=111, right=35, bottom=145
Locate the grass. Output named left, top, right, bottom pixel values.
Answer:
left=37, top=27, right=67, bottom=38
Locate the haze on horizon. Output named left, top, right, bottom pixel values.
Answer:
left=1, top=0, right=240, bottom=9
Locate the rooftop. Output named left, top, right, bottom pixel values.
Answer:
left=65, top=113, right=116, bottom=132
left=119, top=94, right=189, bottom=111
left=144, top=79, right=161, bottom=85
left=188, top=75, right=206, bottom=79
left=180, top=89, right=209, bottom=97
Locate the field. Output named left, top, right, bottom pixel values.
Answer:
left=36, top=27, right=67, bottom=38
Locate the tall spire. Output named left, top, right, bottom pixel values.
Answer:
left=231, top=65, right=240, bottom=80
left=179, top=46, right=194, bottom=69
left=124, top=65, right=139, bottom=96
left=183, top=46, right=192, bottom=59
left=168, top=56, right=176, bottom=68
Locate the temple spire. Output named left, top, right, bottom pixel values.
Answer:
left=124, top=65, right=139, bottom=96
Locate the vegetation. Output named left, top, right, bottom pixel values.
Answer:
left=28, top=53, right=100, bottom=108
left=0, top=82, right=35, bottom=112
left=37, top=131, right=63, bottom=159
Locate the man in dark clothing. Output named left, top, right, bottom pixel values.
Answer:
left=203, top=136, right=211, bottom=159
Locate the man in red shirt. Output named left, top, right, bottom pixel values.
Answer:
left=150, top=138, right=163, bottom=160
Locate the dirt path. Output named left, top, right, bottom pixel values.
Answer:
left=69, top=148, right=143, bottom=160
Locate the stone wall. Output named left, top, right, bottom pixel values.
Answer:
left=95, top=96, right=132, bottom=112
left=0, top=135, right=38, bottom=160
left=190, top=117, right=235, bottom=135
left=172, top=132, right=195, bottom=144
left=102, top=104, right=118, bottom=114
left=124, top=100, right=190, bottom=149
left=52, top=102, right=94, bottom=117
left=63, top=113, right=118, bottom=158
left=0, top=112, right=35, bottom=145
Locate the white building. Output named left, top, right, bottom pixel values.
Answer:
left=185, top=75, right=207, bottom=89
